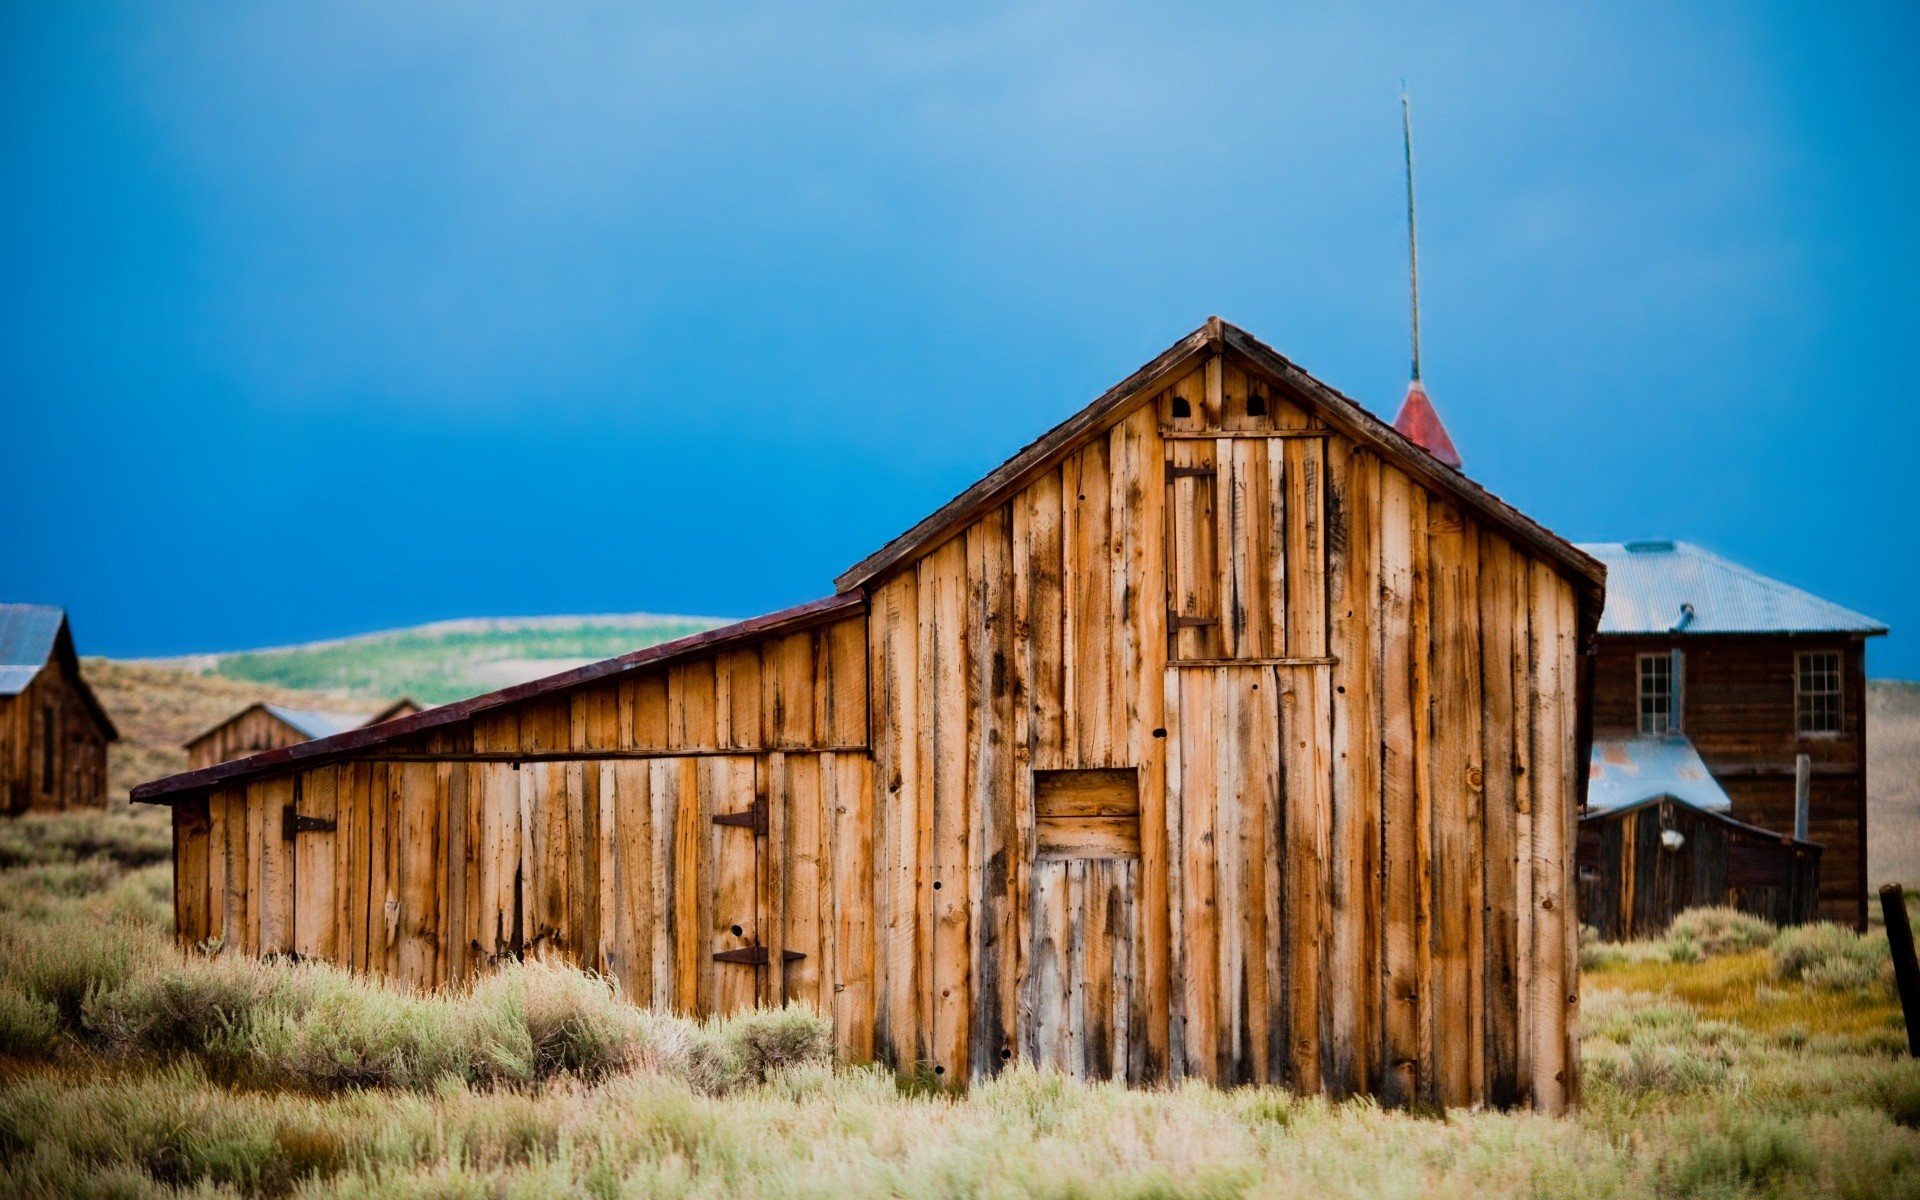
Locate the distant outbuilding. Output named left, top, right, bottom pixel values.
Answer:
left=0, top=604, right=118, bottom=813
left=1578, top=540, right=1887, bottom=929
left=186, top=698, right=420, bottom=770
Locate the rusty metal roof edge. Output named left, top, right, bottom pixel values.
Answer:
left=133, top=590, right=867, bottom=804
left=1579, top=792, right=1825, bottom=851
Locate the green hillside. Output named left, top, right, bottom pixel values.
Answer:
left=153, top=613, right=730, bottom=707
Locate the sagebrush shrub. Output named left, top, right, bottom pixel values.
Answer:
left=1667, top=906, right=1777, bottom=956
left=1770, top=922, right=1889, bottom=991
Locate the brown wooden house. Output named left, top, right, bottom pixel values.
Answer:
left=136, top=320, right=1603, bottom=1112
left=0, top=605, right=118, bottom=813
left=1579, top=540, right=1886, bottom=928
left=187, top=698, right=421, bottom=770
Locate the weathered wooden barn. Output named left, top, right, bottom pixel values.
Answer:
left=1, top=604, right=118, bottom=813
left=136, top=320, right=1603, bottom=1112
left=1578, top=540, right=1886, bottom=928
left=187, top=699, right=421, bottom=770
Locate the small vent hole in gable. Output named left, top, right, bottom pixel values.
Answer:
left=1246, top=392, right=1267, bottom=417
left=1171, top=395, right=1191, bottom=419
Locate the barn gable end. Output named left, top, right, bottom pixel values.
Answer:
left=139, top=319, right=1600, bottom=1114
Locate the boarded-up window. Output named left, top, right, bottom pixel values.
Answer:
left=1164, top=436, right=1327, bottom=662
left=1035, top=769, right=1139, bottom=860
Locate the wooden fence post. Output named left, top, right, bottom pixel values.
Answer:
left=1880, top=884, right=1920, bottom=1058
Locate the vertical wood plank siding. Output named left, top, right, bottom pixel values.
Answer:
left=166, top=348, right=1587, bottom=1112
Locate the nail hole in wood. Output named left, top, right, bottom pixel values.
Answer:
left=933, top=880, right=942, bottom=890
left=730, top=924, right=743, bottom=937
left=1152, top=728, right=1167, bottom=738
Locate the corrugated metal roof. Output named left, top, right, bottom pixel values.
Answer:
left=1587, top=735, right=1732, bottom=813
left=1576, top=541, right=1887, bottom=636
left=261, top=705, right=375, bottom=741
left=0, top=604, right=65, bottom=697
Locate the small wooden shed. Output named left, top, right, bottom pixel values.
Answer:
left=1576, top=797, right=1822, bottom=941
left=187, top=699, right=421, bottom=770
left=136, top=320, right=1603, bottom=1112
left=0, top=604, right=118, bottom=814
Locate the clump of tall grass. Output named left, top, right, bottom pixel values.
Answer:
left=1583, top=906, right=1783, bottom=971
left=1770, top=922, right=1891, bottom=991
left=1667, top=906, right=1779, bottom=956
left=2, top=901, right=835, bottom=1095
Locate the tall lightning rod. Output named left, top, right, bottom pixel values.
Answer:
left=1402, top=85, right=1422, bottom=383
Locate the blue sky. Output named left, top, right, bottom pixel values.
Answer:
left=3, top=2, right=1915, bottom=676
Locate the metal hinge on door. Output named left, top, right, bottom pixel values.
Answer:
left=282, top=804, right=336, bottom=840
left=713, top=946, right=806, bottom=965
left=712, top=795, right=769, bottom=838
left=1165, top=463, right=1217, bottom=481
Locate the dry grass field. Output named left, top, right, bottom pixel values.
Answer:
left=81, top=659, right=392, bottom=808
left=1, top=810, right=1918, bottom=1198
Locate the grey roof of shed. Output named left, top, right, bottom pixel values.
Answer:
left=262, top=705, right=375, bottom=741
left=1576, top=541, right=1887, bottom=636
left=0, top=604, right=66, bottom=696
left=0, top=604, right=119, bottom=739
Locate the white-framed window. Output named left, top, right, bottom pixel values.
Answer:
left=1796, top=650, right=1843, bottom=735
left=1638, top=650, right=1682, bottom=735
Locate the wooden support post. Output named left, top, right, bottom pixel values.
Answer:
left=1880, top=884, right=1920, bottom=1058
left=1793, top=754, right=1811, bottom=842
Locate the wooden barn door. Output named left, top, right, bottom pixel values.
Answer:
left=708, top=754, right=774, bottom=1017
left=287, top=768, right=339, bottom=963
left=1026, top=769, right=1145, bottom=1081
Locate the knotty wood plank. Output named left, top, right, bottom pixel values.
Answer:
left=613, top=759, right=654, bottom=1002
left=668, top=661, right=717, bottom=752
left=925, top=537, right=971, bottom=1085
left=1281, top=666, right=1328, bottom=1093
left=294, top=767, right=338, bottom=963
left=1377, top=466, right=1420, bottom=1105
left=1428, top=501, right=1477, bottom=1107
left=967, top=506, right=1018, bottom=1082
left=397, top=763, right=439, bottom=989
left=782, top=753, right=824, bottom=1009
left=1512, top=554, right=1536, bottom=1104
left=1083, top=857, right=1116, bottom=1080
left=764, top=633, right=815, bottom=749
left=717, top=648, right=763, bottom=751
left=1029, top=859, right=1070, bottom=1071
left=819, top=616, right=869, bottom=749
left=828, top=752, right=876, bottom=1060
left=1214, top=671, right=1247, bottom=1084
left=632, top=673, right=669, bottom=752
left=1068, top=437, right=1115, bottom=765
left=1035, top=816, right=1141, bottom=859
left=1125, top=405, right=1172, bottom=1083
left=870, top=571, right=919, bottom=1064
left=763, top=752, right=790, bottom=1009
left=1162, top=656, right=1186, bottom=1080
left=597, top=761, right=618, bottom=979
left=1178, top=668, right=1219, bottom=1084
left=709, top=755, right=757, bottom=1016
left=1529, top=559, right=1571, bottom=1114
left=205, top=790, right=229, bottom=953
left=1022, top=467, right=1067, bottom=770
left=1478, top=533, right=1522, bottom=1107
left=1325, top=440, right=1379, bottom=1098
left=1285, top=435, right=1327, bottom=658
left=1167, top=439, right=1224, bottom=661
left=1408, top=484, right=1435, bottom=1107
left=174, top=800, right=211, bottom=947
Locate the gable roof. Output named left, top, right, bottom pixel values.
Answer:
left=185, top=701, right=415, bottom=751
left=1578, top=541, right=1886, bottom=636
left=136, top=319, right=1605, bottom=805
left=835, top=318, right=1605, bottom=606
left=0, top=604, right=65, bottom=696
left=0, top=604, right=119, bottom=740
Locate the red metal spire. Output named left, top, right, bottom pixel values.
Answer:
left=1393, top=379, right=1462, bottom=469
